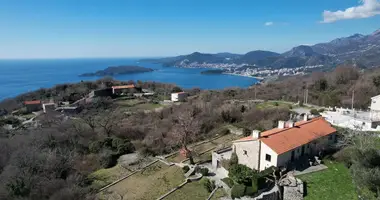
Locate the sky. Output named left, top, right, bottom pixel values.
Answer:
left=0, top=0, right=379, bottom=58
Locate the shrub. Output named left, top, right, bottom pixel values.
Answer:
left=230, top=152, right=238, bottom=166
left=182, top=166, right=190, bottom=173
left=222, top=177, right=234, bottom=188
left=231, top=184, right=246, bottom=199
left=251, top=177, right=258, bottom=194
left=318, top=108, right=325, bottom=113
left=219, top=128, right=230, bottom=136
left=229, top=164, right=257, bottom=185
left=273, top=102, right=279, bottom=106
left=200, top=178, right=215, bottom=192
left=199, top=168, right=209, bottom=176
left=245, top=186, right=257, bottom=196
left=89, top=141, right=103, bottom=153
left=310, top=109, right=319, bottom=115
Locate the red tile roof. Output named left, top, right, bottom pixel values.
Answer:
left=112, top=84, right=135, bottom=89
left=235, top=117, right=336, bottom=155
left=24, top=100, right=41, bottom=105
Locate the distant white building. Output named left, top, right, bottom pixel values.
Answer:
left=171, top=92, right=187, bottom=102
left=212, top=116, right=337, bottom=171
left=370, top=95, right=380, bottom=121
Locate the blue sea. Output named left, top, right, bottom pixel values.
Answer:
left=0, top=58, right=257, bottom=100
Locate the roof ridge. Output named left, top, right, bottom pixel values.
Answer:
left=260, top=117, right=324, bottom=138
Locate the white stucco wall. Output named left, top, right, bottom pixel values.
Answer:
left=371, top=97, right=380, bottom=111
left=233, top=140, right=260, bottom=170
left=259, top=142, right=278, bottom=171
left=171, top=93, right=187, bottom=102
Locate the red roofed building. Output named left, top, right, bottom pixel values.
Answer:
left=24, top=100, right=42, bottom=112
left=213, top=116, right=337, bottom=171
left=111, top=84, right=136, bottom=95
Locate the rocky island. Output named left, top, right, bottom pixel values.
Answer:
left=80, top=66, right=154, bottom=77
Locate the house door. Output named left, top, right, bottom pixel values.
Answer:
left=301, top=146, right=305, bottom=156
left=291, top=151, right=295, bottom=161
left=217, top=160, right=220, bottom=168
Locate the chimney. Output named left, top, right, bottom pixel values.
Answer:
left=303, top=114, right=308, bottom=121
left=288, top=121, right=295, bottom=128
left=278, top=121, right=285, bottom=129
left=252, top=130, right=261, bottom=139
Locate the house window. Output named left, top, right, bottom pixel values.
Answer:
left=328, top=135, right=333, bottom=140
left=243, top=150, right=247, bottom=155
left=265, top=154, right=271, bottom=162
left=307, top=144, right=310, bottom=148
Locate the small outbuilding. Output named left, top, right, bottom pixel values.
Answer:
left=171, top=92, right=187, bottom=102
left=24, top=100, right=42, bottom=113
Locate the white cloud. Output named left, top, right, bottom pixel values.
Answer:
left=264, top=22, right=274, bottom=26
left=321, top=0, right=380, bottom=23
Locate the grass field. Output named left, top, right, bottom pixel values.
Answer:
left=166, top=179, right=227, bottom=200
left=89, top=165, right=132, bottom=190
left=107, top=162, right=185, bottom=200
left=298, top=160, right=357, bottom=200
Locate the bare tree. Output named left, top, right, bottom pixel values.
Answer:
left=170, top=106, right=201, bottom=164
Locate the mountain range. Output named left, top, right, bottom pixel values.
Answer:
left=142, top=29, right=380, bottom=69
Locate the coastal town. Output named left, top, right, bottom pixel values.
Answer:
left=175, top=60, right=325, bottom=78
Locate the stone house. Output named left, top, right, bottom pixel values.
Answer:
left=24, top=100, right=42, bottom=113
left=212, top=116, right=337, bottom=171
left=112, top=85, right=141, bottom=95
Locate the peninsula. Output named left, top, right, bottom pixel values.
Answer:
left=80, top=66, right=154, bottom=77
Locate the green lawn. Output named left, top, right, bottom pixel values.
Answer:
left=107, top=162, right=185, bottom=200
left=89, top=164, right=132, bottom=190
left=166, top=179, right=227, bottom=200
left=298, top=160, right=357, bottom=200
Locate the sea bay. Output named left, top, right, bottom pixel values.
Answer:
left=0, top=58, right=257, bottom=100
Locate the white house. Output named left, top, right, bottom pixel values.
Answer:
left=212, top=116, right=337, bottom=171
left=370, top=95, right=380, bottom=122
left=171, top=92, right=187, bottom=102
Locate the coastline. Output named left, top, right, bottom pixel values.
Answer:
left=222, top=72, right=265, bottom=80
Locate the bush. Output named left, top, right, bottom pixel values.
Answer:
left=199, top=168, right=209, bottom=176
left=273, top=102, right=279, bottom=106
left=318, top=108, right=325, bottom=113
left=230, top=152, right=238, bottom=166
left=200, top=178, right=215, bottom=192
left=229, top=164, right=257, bottom=185
left=182, top=166, right=190, bottom=173
left=219, top=128, right=230, bottom=136
left=231, top=184, right=246, bottom=199
left=89, top=141, right=103, bottom=153
left=222, top=177, right=234, bottom=188
left=310, top=109, right=319, bottom=115
left=245, top=186, right=257, bottom=196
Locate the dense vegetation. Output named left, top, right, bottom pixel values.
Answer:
left=0, top=78, right=292, bottom=199
left=251, top=65, right=380, bottom=109
left=1, top=64, right=380, bottom=199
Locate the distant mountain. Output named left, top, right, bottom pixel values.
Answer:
left=80, top=66, right=153, bottom=77
left=311, top=29, right=380, bottom=67
left=142, top=28, right=380, bottom=69
left=238, top=50, right=280, bottom=64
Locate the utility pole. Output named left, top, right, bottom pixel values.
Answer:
left=305, top=88, right=308, bottom=105
left=351, top=89, right=355, bottom=110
